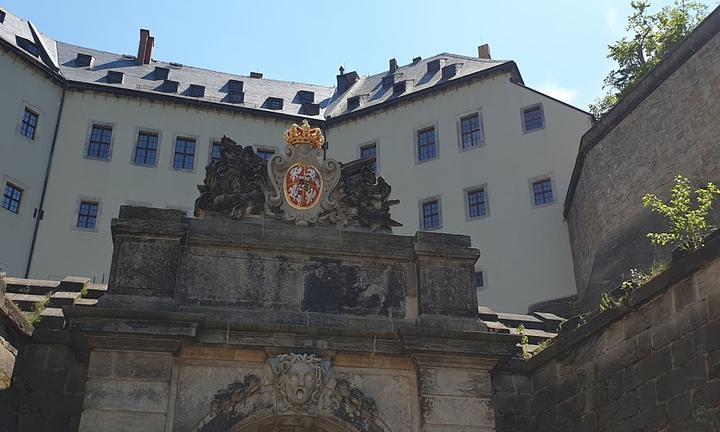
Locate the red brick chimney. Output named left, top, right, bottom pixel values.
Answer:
left=137, top=29, right=154, bottom=64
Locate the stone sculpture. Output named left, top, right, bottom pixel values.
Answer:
left=194, top=120, right=401, bottom=231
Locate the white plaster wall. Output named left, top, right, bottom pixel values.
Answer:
left=20, top=68, right=592, bottom=312
left=30, top=91, right=288, bottom=281
left=325, top=75, right=592, bottom=312
left=0, top=51, right=62, bottom=276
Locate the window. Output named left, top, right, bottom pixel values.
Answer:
left=532, top=178, right=554, bottom=205
left=173, top=137, right=196, bottom=170
left=20, top=108, right=38, bottom=140
left=2, top=183, right=22, bottom=214
left=256, top=148, right=275, bottom=161
left=460, top=113, right=483, bottom=149
left=77, top=201, right=98, bottom=229
left=134, top=132, right=159, bottom=166
left=87, top=125, right=112, bottom=160
left=266, top=97, right=283, bottom=110
left=360, top=143, right=377, bottom=173
left=523, top=104, right=545, bottom=132
left=467, top=188, right=487, bottom=219
left=210, top=141, right=222, bottom=161
left=417, top=127, right=437, bottom=162
left=421, top=199, right=441, bottom=230
left=475, top=270, right=486, bottom=290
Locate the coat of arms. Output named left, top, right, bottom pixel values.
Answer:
left=284, top=163, right=323, bottom=210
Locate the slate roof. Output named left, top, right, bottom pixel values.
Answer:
left=324, top=54, right=512, bottom=119
left=0, top=6, right=520, bottom=122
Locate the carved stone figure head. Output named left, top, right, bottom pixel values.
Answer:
left=272, top=353, right=328, bottom=410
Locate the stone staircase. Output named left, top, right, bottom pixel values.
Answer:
left=3, top=276, right=107, bottom=329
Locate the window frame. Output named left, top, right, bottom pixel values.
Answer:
left=521, top=103, right=546, bottom=134
left=72, top=197, right=102, bottom=233
left=209, top=139, right=223, bottom=163
left=475, top=267, right=488, bottom=292
left=358, top=140, right=379, bottom=174
left=255, top=147, right=277, bottom=161
left=132, top=128, right=162, bottom=168
left=528, top=174, right=556, bottom=208
left=84, top=122, right=115, bottom=161
left=172, top=135, right=197, bottom=172
left=419, top=195, right=442, bottom=231
left=464, top=184, right=490, bottom=221
left=1, top=181, right=23, bottom=215
left=18, top=106, right=40, bottom=141
left=414, top=123, right=439, bottom=164
left=457, top=110, right=485, bottom=151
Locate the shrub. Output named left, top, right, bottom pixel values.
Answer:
left=643, top=175, right=720, bottom=252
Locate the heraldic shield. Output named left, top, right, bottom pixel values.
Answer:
left=267, top=120, right=341, bottom=225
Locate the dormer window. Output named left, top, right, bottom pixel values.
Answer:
left=75, top=53, right=95, bottom=68
left=16, top=37, right=39, bottom=56
left=154, top=66, right=169, bottom=80
left=188, top=84, right=205, bottom=97
left=441, top=63, right=461, bottom=80
left=427, top=58, right=444, bottom=75
left=266, top=97, right=283, bottom=110
left=161, top=80, right=179, bottom=93
left=303, top=103, right=320, bottom=116
left=228, top=79, right=244, bottom=93
left=381, top=74, right=395, bottom=88
left=226, top=91, right=244, bottom=104
left=106, top=71, right=124, bottom=84
left=393, top=81, right=407, bottom=95
left=0, top=10, right=6, bottom=23
left=297, top=90, right=315, bottom=104
left=347, top=96, right=361, bottom=110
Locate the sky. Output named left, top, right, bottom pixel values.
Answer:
left=2, top=0, right=706, bottom=110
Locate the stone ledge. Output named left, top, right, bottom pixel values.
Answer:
left=525, top=231, right=720, bottom=371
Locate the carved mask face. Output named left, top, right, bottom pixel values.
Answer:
left=285, top=361, right=318, bottom=406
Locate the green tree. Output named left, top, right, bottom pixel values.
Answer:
left=589, top=0, right=708, bottom=118
left=643, top=175, right=720, bottom=252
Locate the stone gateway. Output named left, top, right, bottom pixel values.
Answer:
left=61, top=122, right=519, bottom=431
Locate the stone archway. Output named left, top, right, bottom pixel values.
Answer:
left=190, top=353, right=392, bottom=432
left=231, top=414, right=366, bottom=432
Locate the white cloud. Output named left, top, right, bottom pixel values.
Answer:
left=537, top=82, right=579, bottom=104
left=605, top=7, right=623, bottom=36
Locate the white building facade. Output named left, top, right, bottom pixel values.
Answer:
left=0, top=8, right=592, bottom=312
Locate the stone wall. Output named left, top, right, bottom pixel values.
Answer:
left=565, top=9, right=720, bottom=311
left=493, top=234, right=720, bottom=431
left=0, top=338, right=87, bottom=432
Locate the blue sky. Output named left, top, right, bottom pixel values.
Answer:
left=3, top=0, right=702, bottom=110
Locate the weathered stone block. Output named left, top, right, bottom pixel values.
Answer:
left=421, top=395, right=494, bottom=427
left=419, top=367, right=491, bottom=397
left=83, top=379, right=170, bottom=413
left=111, top=237, right=180, bottom=297
left=79, top=409, right=167, bottom=432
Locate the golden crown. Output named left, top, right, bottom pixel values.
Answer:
left=284, top=120, right=325, bottom=149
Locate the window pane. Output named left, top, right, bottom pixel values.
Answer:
left=174, top=138, right=196, bottom=170
left=211, top=142, right=222, bottom=161
left=360, top=144, right=377, bottom=172
left=135, top=132, right=158, bottom=166
left=77, top=201, right=98, bottom=229
left=524, top=106, right=544, bottom=131
left=422, top=200, right=440, bottom=229
left=2, top=184, right=22, bottom=214
left=21, top=109, right=38, bottom=139
left=256, top=148, right=275, bottom=161
left=87, top=125, right=112, bottom=160
left=532, top=179, right=553, bottom=205
left=418, top=128, right=437, bottom=161
left=468, top=189, right=487, bottom=218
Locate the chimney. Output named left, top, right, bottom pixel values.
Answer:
left=478, top=44, right=491, bottom=60
left=250, top=72, right=263, bottom=79
left=336, top=70, right=359, bottom=94
left=389, top=58, right=398, bottom=72
left=137, top=29, right=154, bottom=65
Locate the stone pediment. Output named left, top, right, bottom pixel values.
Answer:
left=195, top=120, right=401, bottom=232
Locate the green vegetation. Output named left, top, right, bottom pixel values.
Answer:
left=589, top=1, right=707, bottom=118
left=643, top=175, right=720, bottom=252
left=517, top=324, right=531, bottom=359
left=28, top=296, right=49, bottom=326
